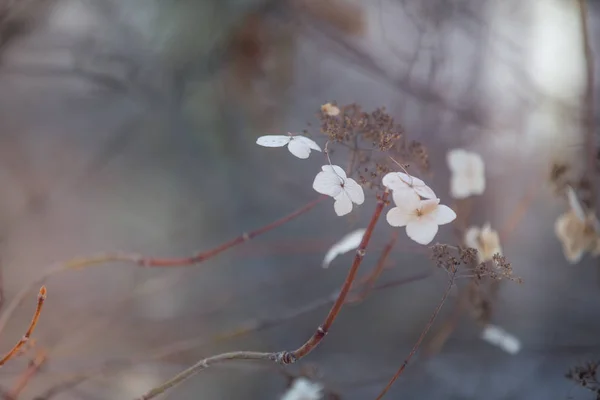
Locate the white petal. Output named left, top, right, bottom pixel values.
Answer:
left=470, top=174, right=486, bottom=195
left=287, top=139, right=311, bottom=159
left=382, top=172, right=411, bottom=190
left=313, top=171, right=343, bottom=197
left=446, top=149, right=470, bottom=172
left=386, top=207, right=414, bottom=227
left=434, top=204, right=457, bottom=225
left=566, top=185, right=586, bottom=222
left=333, top=192, right=353, bottom=216
left=344, top=178, right=365, bottom=205
left=481, top=324, right=521, bottom=355
left=256, top=135, right=291, bottom=147
left=293, top=135, right=322, bottom=152
left=471, top=153, right=486, bottom=177
left=321, top=164, right=347, bottom=179
left=322, top=228, right=366, bottom=268
left=281, top=378, right=324, bottom=400
left=464, top=226, right=481, bottom=249
left=450, top=175, right=473, bottom=199
left=414, top=184, right=437, bottom=199
left=406, top=219, right=439, bottom=245
left=392, top=189, right=421, bottom=210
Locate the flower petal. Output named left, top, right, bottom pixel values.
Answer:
left=406, top=219, right=439, bottom=245
left=386, top=207, right=414, bottom=227
left=382, top=172, right=410, bottom=190
left=464, top=226, right=481, bottom=249
left=566, top=185, right=586, bottom=222
left=434, top=204, right=457, bottom=225
left=392, top=189, right=421, bottom=210
left=450, top=175, right=473, bottom=199
left=313, top=171, right=343, bottom=197
left=344, top=178, right=365, bottom=205
left=322, top=228, right=366, bottom=268
left=287, top=139, right=311, bottom=159
left=256, top=135, right=291, bottom=147
left=321, top=164, right=347, bottom=179
left=333, top=192, right=353, bottom=216
left=293, top=135, right=322, bottom=152
left=446, top=148, right=470, bottom=172
left=414, top=184, right=437, bottom=199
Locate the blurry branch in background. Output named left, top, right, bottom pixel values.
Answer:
left=135, top=191, right=390, bottom=400
left=577, top=0, right=598, bottom=211
left=0, top=286, right=46, bottom=367
left=5, top=347, right=47, bottom=400
left=0, top=196, right=325, bottom=338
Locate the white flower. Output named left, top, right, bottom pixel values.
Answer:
left=321, top=102, right=340, bottom=116
left=281, top=378, right=324, bottom=400
left=386, top=191, right=456, bottom=245
left=256, top=134, right=322, bottom=159
left=481, top=324, right=521, bottom=355
left=555, top=209, right=600, bottom=264
left=313, top=165, right=365, bottom=216
left=566, top=185, right=587, bottom=222
left=447, top=149, right=486, bottom=199
left=464, top=223, right=502, bottom=263
left=382, top=172, right=436, bottom=200
left=322, top=228, right=366, bottom=268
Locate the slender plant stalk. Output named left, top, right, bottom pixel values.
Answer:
left=136, top=191, right=389, bottom=400
left=0, top=286, right=46, bottom=367
left=7, top=348, right=47, bottom=399
left=374, top=268, right=457, bottom=399
left=0, top=197, right=325, bottom=337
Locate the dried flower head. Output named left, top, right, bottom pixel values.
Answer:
left=464, top=223, right=502, bottom=263
left=321, top=103, right=340, bottom=117
left=566, top=361, right=600, bottom=398
left=554, top=209, right=600, bottom=264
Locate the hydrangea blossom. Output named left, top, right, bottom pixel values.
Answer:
left=481, top=324, right=521, bottom=355
left=447, top=149, right=485, bottom=199
left=464, top=223, right=503, bottom=263
left=386, top=191, right=456, bottom=245
left=313, top=165, right=365, bottom=216
left=281, top=378, right=324, bottom=400
left=322, top=228, right=366, bottom=268
left=382, top=172, right=436, bottom=200
left=256, top=134, right=322, bottom=159
left=555, top=209, right=600, bottom=264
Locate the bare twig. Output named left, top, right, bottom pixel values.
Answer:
left=374, top=268, right=457, bottom=399
left=0, top=286, right=46, bottom=367
left=135, top=191, right=389, bottom=400
left=0, top=197, right=324, bottom=336
left=6, top=348, right=47, bottom=399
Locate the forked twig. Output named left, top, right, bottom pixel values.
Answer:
left=374, top=268, right=457, bottom=399
left=135, top=191, right=389, bottom=400
left=0, top=286, right=46, bottom=367
left=0, top=197, right=325, bottom=337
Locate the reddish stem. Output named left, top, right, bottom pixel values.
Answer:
left=143, top=196, right=326, bottom=266
left=277, top=191, right=389, bottom=363
left=375, top=268, right=457, bottom=399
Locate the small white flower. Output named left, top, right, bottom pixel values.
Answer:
left=447, top=149, right=486, bottom=199
left=321, top=102, right=340, bottom=116
left=386, top=191, right=456, bottom=245
left=281, top=378, right=324, bottom=400
left=382, top=171, right=436, bottom=200
left=313, top=165, right=365, bottom=216
left=322, top=228, right=366, bottom=268
left=256, top=134, right=322, bottom=159
left=464, top=223, right=503, bottom=263
left=481, top=324, right=521, bottom=355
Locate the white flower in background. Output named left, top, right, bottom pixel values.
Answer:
left=386, top=191, right=456, bottom=245
left=481, top=324, right=521, bottom=355
left=555, top=209, right=600, bottom=264
left=566, top=185, right=587, bottom=222
left=322, top=228, right=366, bottom=268
left=321, top=102, right=340, bottom=116
left=313, top=165, right=365, bottom=216
left=464, top=223, right=503, bottom=263
left=281, top=378, right=324, bottom=400
left=447, top=149, right=486, bottom=199
left=382, top=171, right=436, bottom=200
left=256, top=134, right=322, bottom=159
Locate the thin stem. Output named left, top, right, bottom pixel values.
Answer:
left=277, top=190, right=389, bottom=363
left=136, top=352, right=275, bottom=400
left=6, top=348, right=46, bottom=399
left=0, top=197, right=324, bottom=336
left=374, top=268, right=457, bottom=399
left=578, top=0, right=597, bottom=208
left=0, top=286, right=46, bottom=367
left=135, top=191, right=389, bottom=399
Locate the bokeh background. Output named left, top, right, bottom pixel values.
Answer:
left=0, top=0, right=599, bottom=399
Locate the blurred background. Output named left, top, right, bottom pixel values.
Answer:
left=0, top=0, right=599, bottom=398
